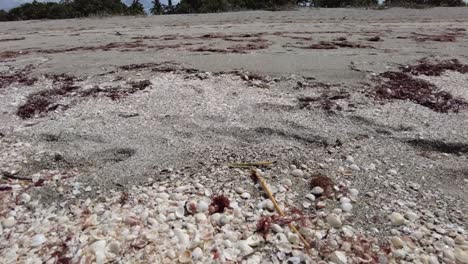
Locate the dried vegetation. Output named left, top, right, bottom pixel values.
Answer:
left=375, top=62, right=468, bottom=113
left=0, top=65, right=38, bottom=89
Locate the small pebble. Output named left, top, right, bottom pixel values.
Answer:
left=291, top=169, right=304, bottom=177
left=305, top=194, right=315, bottom=201
left=2, top=217, right=15, bottom=228
left=192, top=247, right=203, bottom=260
left=405, top=211, right=419, bottom=221
left=340, top=203, right=352, bottom=212
left=390, top=236, right=405, bottom=249
left=316, top=201, right=326, bottom=209
left=241, top=192, right=251, bottom=199
left=287, top=256, right=301, bottom=264
left=455, top=248, right=468, bottom=263
left=20, top=193, right=31, bottom=203
left=272, top=224, right=283, bottom=233
left=30, top=234, right=47, bottom=247
left=339, top=197, right=351, bottom=204
left=393, top=249, right=407, bottom=259
left=389, top=212, right=406, bottom=226
left=348, top=188, right=359, bottom=197
left=326, top=214, right=342, bottom=228
left=311, top=186, right=324, bottom=195
left=330, top=250, right=347, bottom=264
left=345, top=156, right=354, bottom=164
left=280, top=179, right=292, bottom=187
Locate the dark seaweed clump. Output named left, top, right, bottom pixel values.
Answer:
left=16, top=84, right=79, bottom=119
left=401, top=59, right=468, bottom=76
left=209, top=195, right=230, bottom=214
left=298, top=90, right=350, bottom=112
left=375, top=71, right=467, bottom=113
left=0, top=65, right=37, bottom=89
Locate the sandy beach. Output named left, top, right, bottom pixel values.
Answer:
left=1, top=7, right=467, bottom=263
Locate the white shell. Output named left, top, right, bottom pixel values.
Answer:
left=277, top=252, right=286, bottom=260
left=287, top=232, right=300, bottom=244
left=185, top=200, right=198, bottom=214
left=194, top=213, right=207, bottom=223
left=197, top=200, right=209, bottom=212
left=2, top=217, right=16, bottom=228
left=192, top=247, right=203, bottom=260
left=340, top=203, right=353, bottom=212
left=305, top=194, right=315, bottom=201
left=241, top=192, right=251, bottom=199
left=276, top=193, right=286, bottom=202
left=30, top=234, right=47, bottom=247
left=178, top=250, right=192, bottom=263
left=389, top=212, right=406, bottom=226
left=287, top=257, right=301, bottom=264
left=330, top=251, right=348, bottom=264
left=326, top=214, right=342, bottom=228
left=291, top=169, right=304, bottom=177
left=339, top=197, right=351, bottom=204
left=272, top=224, right=284, bottom=233
left=311, top=187, right=324, bottom=195
left=20, top=193, right=31, bottom=203
left=262, top=200, right=274, bottom=211
left=175, top=206, right=185, bottom=218
left=237, top=240, right=254, bottom=256
left=233, top=207, right=243, bottom=218
left=276, top=242, right=292, bottom=253
left=174, top=228, right=190, bottom=249
left=224, top=247, right=239, bottom=260
left=90, top=240, right=107, bottom=264
left=246, top=235, right=262, bottom=247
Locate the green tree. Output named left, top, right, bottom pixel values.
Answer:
left=199, top=0, right=230, bottom=12
left=71, top=0, right=128, bottom=16
left=151, top=0, right=164, bottom=14
left=128, top=0, right=146, bottom=15
left=0, top=10, right=10, bottom=21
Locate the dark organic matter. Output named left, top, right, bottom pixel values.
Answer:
left=17, top=85, right=79, bottom=119
left=0, top=65, right=38, bottom=89
left=375, top=71, right=467, bottom=113
left=209, top=195, right=230, bottom=214
left=401, top=59, right=468, bottom=76
left=406, top=139, right=468, bottom=154
left=310, top=174, right=335, bottom=197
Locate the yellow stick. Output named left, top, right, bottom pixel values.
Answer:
left=251, top=169, right=310, bottom=249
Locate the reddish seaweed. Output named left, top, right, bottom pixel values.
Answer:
left=16, top=84, right=79, bottom=119
left=298, top=90, right=350, bottom=111
left=410, top=31, right=465, bottom=42
left=401, top=59, right=468, bottom=76
left=209, top=195, right=230, bottom=214
left=310, top=174, right=335, bottom=197
left=285, top=40, right=371, bottom=50
left=366, top=36, right=381, bottom=42
left=375, top=71, right=467, bottom=113
left=0, top=65, right=37, bottom=89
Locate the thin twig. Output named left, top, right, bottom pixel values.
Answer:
left=1, top=171, right=32, bottom=181
left=251, top=168, right=310, bottom=248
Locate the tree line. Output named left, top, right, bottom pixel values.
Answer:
left=0, top=0, right=145, bottom=21
left=0, top=0, right=465, bottom=22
